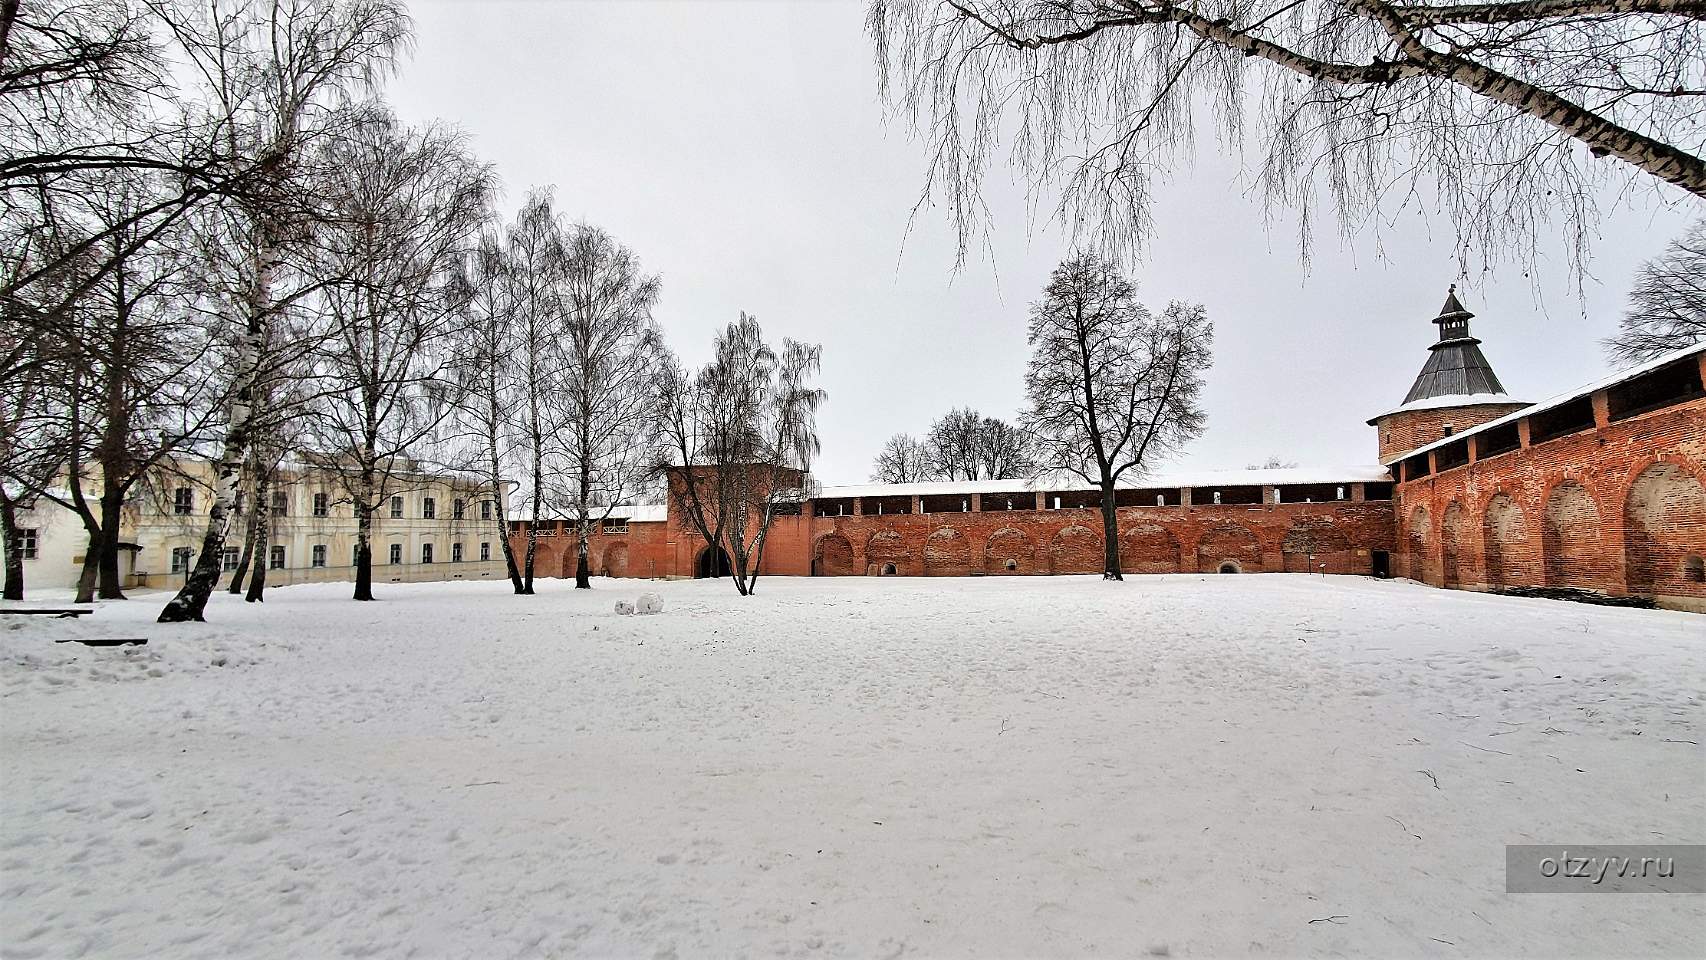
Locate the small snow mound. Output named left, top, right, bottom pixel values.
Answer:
left=614, top=601, right=635, bottom=616
left=635, top=593, right=663, bottom=615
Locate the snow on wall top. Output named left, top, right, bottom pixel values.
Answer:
left=1384, top=341, right=1706, bottom=466
left=1367, top=392, right=1526, bottom=421
left=815, top=465, right=1394, bottom=501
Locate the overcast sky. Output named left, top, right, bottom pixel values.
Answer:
left=386, top=0, right=1700, bottom=486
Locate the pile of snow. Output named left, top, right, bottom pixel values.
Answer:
left=2, top=576, right=1701, bottom=957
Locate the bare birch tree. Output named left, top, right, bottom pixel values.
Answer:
left=1607, top=219, right=1706, bottom=364
left=448, top=228, right=526, bottom=592
left=1023, top=253, right=1211, bottom=579
left=158, top=0, right=409, bottom=622
left=657, top=314, right=824, bottom=597
left=301, top=113, right=492, bottom=602
left=557, top=223, right=664, bottom=589
left=504, top=190, right=570, bottom=594
left=869, top=0, right=1706, bottom=272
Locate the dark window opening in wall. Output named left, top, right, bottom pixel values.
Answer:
left=421, top=543, right=434, bottom=564
left=452, top=542, right=463, bottom=562
left=269, top=545, right=285, bottom=569
left=481, top=500, right=493, bottom=520
left=390, top=496, right=404, bottom=518
left=1608, top=358, right=1705, bottom=421
left=272, top=490, right=288, bottom=516
left=171, top=547, right=194, bottom=573
left=814, top=497, right=855, bottom=516
left=423, top=497, right=436, bottom=519
left=173, top=486, right=193, bottom=514
left=1434, top=439, right=1470, bottom=472
left=1687, top=554, right=1705, bottom=583
left=311, top=544, right=326, bottom=567
left=1050, top=489, right=1102, bottom=510
left=17, top=527, right=37, bottom=559
left=1528, top=396, right=1596, bottom=444
left=453, top=498, right=465, bottom=520
left=921, top=494, right=970, bottom=513
left=867, top=495, right=912, bottom=515
left=1218, top=562, right=1240, bottom=574
left=1194, top=486, right=1263, bottom=506
left=770, top=500, right=803, bottom=517
left=1477, top=421, right=1521, bottom=460
left=222, top=547, right=240, bottom=571
left=984, top=492, right=1034, bottom=511
left=1279, top=484, right=1340, bottom=504
left=1401, top=454, right=1432, bottom=481
left=1116, top=488, right=1180, bottom=507
left=1364, top=482, right=1393, bottom=502
left=480, top=542, right=490, bottom=561
left=313, top=492, right=328, bottom=517
left=389, top=543, right=402, bottom=565
left=880, top=562, right=897, bottom=575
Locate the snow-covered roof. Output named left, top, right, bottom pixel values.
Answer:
left=815, top=466, right=1393, bottom=501
left=1366, top=392, right=1527, bottom=422
left=1384, top=341, right=1706, bottom=466
left=614, top=504, right=667, bottom=523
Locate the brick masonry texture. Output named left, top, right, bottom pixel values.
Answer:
left=1374, top=402, right=1529, bottom=462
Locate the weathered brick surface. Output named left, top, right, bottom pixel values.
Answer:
left=1393, top=382, right=1706, bottom=611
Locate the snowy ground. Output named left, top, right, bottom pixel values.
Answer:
left=2, top=575, right=1702, bottom=959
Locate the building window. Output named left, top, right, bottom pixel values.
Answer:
left=423, top=497, right=436, bottom=519
left=313, top=492, right=329, bottom=517
left=269, top=545, right=285, bottom=569
left=271, top=490, right=288, bottom=516
left=453, top=498, right=465, bottom=520
left=421, top=543, right=434, bottom=564
left=1687, top=555, right=1705, bottom=584
left=389, top=542, right=402, bottom=565
left=311, top=544, right=327, bottom=568
left=1442, top=424, right=1455, bottom=437
left=481, top=500, right=493, bottom=520
left=480, top=541, right=490, bottom=561
left=16, top=527, right=37, bottom=560
left=171, top=547, right=194, bottom=574
left=390, top=496, right=403, bottom=519
left=173, top=487, right=193, bottom=515
left=222, top=547, right=240, bottom=571
left=452, top=542, right=463, bottom=563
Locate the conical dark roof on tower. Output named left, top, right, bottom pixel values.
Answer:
left=1401, top=285, right=1509, bottom=404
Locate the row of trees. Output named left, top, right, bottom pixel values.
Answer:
left=1, top=0, right=826, bottom=616
left=872, top=407, right=1038, bottom=483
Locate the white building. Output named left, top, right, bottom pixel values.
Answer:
left=4, top=459, right=513, bottom=596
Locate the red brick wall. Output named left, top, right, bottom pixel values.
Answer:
left=1393, top=385, right=1706, bottom=611
left=1374, top=402, right=1529, bottom=461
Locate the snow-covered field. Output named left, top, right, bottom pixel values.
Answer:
left=2, top=575, right=1702, bottom=959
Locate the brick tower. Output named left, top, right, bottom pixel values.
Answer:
left=1368, top=286, right=1529, bottom=462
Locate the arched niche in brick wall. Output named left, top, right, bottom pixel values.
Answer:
left=1624, top=461, right=1706, bottom=600
left=1049, top=524, right=1103, bottom=575
left=1196, top=523, right=1262, bottom=574
left=865, top=531, right=911, bottom=576
left=923, top=527, right=973, bottom=577
left=1120, top=524, right=1181, bottom=574
left=1483, top=492, right=1530, bottom=589
left=602, top=542, right=628, bottom=578
left=1440, top=504, right=1466, bottom=588
left=1281, top=518, right=1354, bottom=575
left=1543, top=482, right=1602, bottom=590
left=1406, top=505, right=1431, bottom=583
left=558, top=545, right=577, bottom=580
left=984, top=527, right=1035, bottom=575
left=812, top=533, right=854, bottom=576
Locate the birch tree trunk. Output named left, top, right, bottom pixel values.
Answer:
left=244, top=469, right=272, bottom=602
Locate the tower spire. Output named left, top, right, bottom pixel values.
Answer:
left=1401, top=285, right=1508, bottom=403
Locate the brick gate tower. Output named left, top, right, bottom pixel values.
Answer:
left=1368, top=286, right=1529, bottom=462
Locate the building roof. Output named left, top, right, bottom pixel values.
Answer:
left=815, top=466, right=1393, bottom=501
left=1397, top=286, right=1514, bottom=406
left=1383, top=341, right=1706, bottom=466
